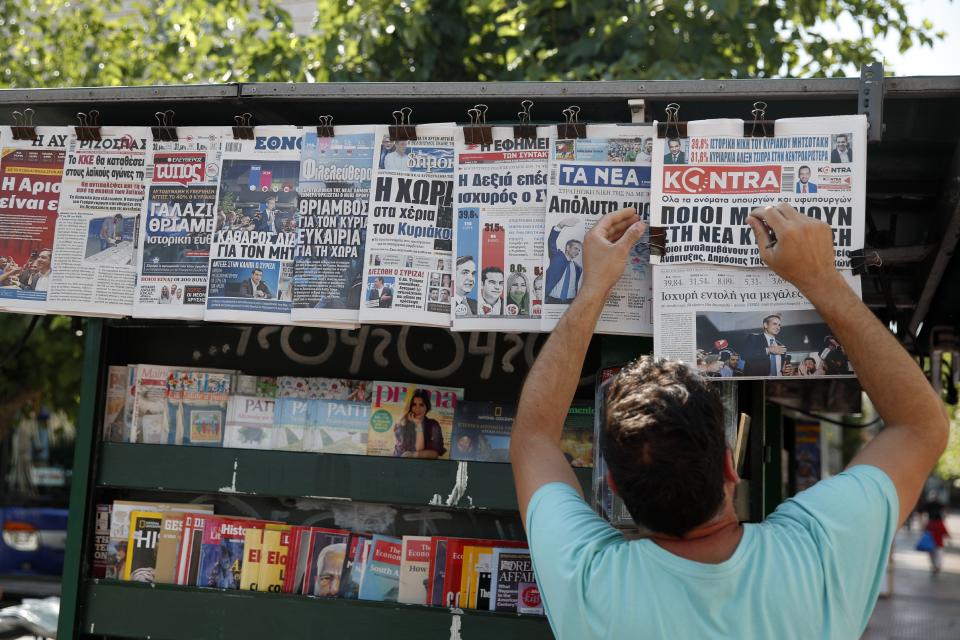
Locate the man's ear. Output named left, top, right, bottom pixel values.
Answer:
left=723, top=448, right=740, bottom=484
left=606, top=470, right=621, bottom=497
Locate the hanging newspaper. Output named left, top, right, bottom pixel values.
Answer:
left=133, top=127, right=228, bottom=319
left=542, top=124, right=654, bottom=335
left=654, top=265, right=861, bottom=379
left=649, top=115, right=867, bottom=269
left=0, top=127, right=69, bottom=314
left=452, top=126, right=551, bottom=332
left=358, top=124, right=455, bottom=327
left=291, top=126, right=381, bottom=327
left=205, top=126, right=302, bottom=325
left=46, top=127, right=151, bottom=317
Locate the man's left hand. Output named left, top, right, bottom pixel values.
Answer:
left=580, top=207, right=646, bottom=300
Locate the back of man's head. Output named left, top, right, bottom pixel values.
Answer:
left=602, top=357, right=726, bottom=537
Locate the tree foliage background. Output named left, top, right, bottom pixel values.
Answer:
left=0, top=0, right=946, bottom=89
left=0, top=316, right=83, bottom=432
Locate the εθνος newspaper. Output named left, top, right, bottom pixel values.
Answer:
left=204, top=126, right=303, bottom=326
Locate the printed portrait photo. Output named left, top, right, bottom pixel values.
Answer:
left=695, top=309, right=852, bottom=379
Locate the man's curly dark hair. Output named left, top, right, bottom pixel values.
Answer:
left=601, top=357, right=727, bottom=537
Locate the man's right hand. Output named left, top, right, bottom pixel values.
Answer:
left=747, top=203, right=841, bottom=296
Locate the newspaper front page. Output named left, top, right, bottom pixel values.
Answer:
left=452, top=126, right=551, bottom=332
left=291, top=126, right=381, bottom=327
left=542, top=124, right=654, bottom=335
left=47, top=127, right=151, bottom=317
left=205, top=126, right=302, bottom=325
left=133, top=127, right=228, bottom=319
left=650, top=115, right=867, bottom=269
left=358, top=124, right=455, bottom=327
left=654, top=265, right=861, bottom=379
left=0, top=127, right=69, bottom=314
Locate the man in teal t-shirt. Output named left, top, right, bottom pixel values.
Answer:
left=509, top=204, right=949, bottom=639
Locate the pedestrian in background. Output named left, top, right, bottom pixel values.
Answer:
left=921, top=493, right=951, bottom=574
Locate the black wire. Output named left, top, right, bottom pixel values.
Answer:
left=770, top=401, right=883, bottom=429
left=0, top=315, right=40, bottom=369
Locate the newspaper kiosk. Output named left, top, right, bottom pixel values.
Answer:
left=0, top=72, right=957, bottom=639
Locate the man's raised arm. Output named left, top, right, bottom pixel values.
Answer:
left=510, top=208, right=646, bottom=526
left=748, top=204, right=949, bottom=523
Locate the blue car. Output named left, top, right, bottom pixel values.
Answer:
left=0, top=411, right=71, bottom=598
left=0, top=507, right=67, bottom=597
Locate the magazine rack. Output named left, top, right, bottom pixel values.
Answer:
left=0, top=76, right=952, bottom=639
left=58, top=317, right=767, bottom=640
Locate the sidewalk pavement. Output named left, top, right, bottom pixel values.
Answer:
left=863, top=512, right=960, bottom=639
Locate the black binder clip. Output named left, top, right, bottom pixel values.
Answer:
left=389, top=107, right=417, bottom=142
left=656, top=103, right=687, bottom=139
left=464, top=104, right=493, bottom=145
left=514, top=100, right=536, bottom=140
left=648, top=226, right=667, bottom=258
left=317, top=115, right=334, bottom=139
left=743, top=101, right=775, bottom=138
left=557, top=105, right=586, bottom=139
left=75, top=110, right=102, bottom=142
left=850, top=248, right=883, bottom=276
left=152, top=110, right=178, bottom=142
left=232, top=113, right=255, bottom=140
left=11, top=109, right=37, bottom=141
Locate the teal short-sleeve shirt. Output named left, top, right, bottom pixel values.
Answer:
left=525, top=465, right=898, bottom=639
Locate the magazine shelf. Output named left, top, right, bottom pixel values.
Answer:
left=82, top=580, right=555, bottom=640
left=96, top=442, right=592, bottom=511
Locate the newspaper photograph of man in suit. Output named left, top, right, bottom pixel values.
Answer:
left=830, top=133, right=853, bottom=163
left=694, top=309, right=852, bottom=379
left=544, top=218, right=583, bottom=305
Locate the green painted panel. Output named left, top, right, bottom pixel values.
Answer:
left=600, top=335, right=652, bottom=368
left=97, top=443, right=592, bottom=512
left=763, top=402, right=784, bottom=517
left=82, top=581, right=554, bottom=640
left=58, top=319, right=103, bottom=640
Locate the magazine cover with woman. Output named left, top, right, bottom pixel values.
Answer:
left=366, top=381, right=463, bottom=459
